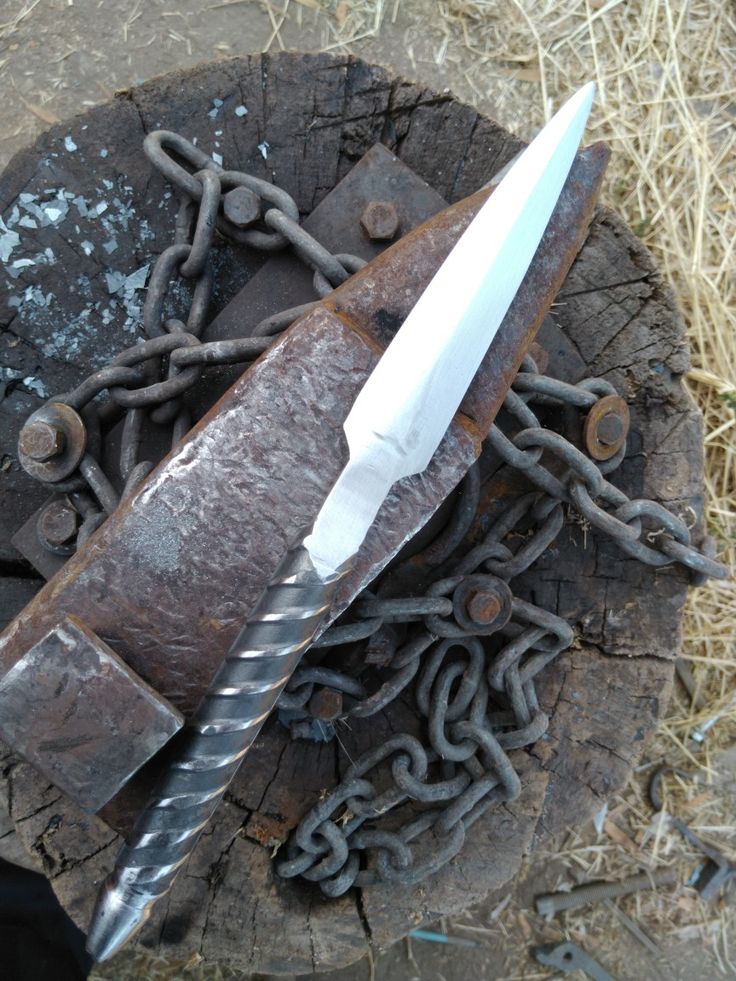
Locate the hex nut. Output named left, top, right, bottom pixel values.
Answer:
left=223, top=186, right=261, bottom=228
left=37, top=501, right=78, bottom=548
left=19, top=421, right=65, bottom=462
left=308, top=687, right=343, bottom=722
left=360, top=200, right=400, bottom=241
left=452, top=575, right=513, bottom=635
left=465, top=589, right=503, bottom=625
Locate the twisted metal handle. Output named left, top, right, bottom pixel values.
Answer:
left=87, top=538, right=350, bottom=961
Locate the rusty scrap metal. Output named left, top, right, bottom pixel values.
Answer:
left=0, top=617, right=183, bottom=812
left=535, top=868, right=678, bottom=917
left=534, top=940, right=616, bottom=981
left=649, top=765, right=736, bottom=902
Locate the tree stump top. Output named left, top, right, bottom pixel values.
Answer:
left=0, top=52, right=701, bottom=975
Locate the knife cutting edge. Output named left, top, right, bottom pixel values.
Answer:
left=86, top=81, right=595, bottom=961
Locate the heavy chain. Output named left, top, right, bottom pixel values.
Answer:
left=272, top=361, right=725, bottom=893
left=16, top=132, right=727, bottom=894
left=20, top=130, right=368, bottom=549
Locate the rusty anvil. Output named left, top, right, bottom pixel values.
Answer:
left=0, top=142, right=608, bottom=827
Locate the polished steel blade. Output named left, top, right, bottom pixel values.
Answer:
left=306, top=82, right=594, bottom=574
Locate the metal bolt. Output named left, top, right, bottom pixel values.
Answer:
left=583, top=394, right=630, bottom=462
left=360, top=200, right=400, bottom=241
left=19, top=421, right=65, bottom=462
left=308, top=687, right=343, bottom=722
left=597, top=412, right=624, bottom=446
left=465, top=589, right=503, bottom=625
left=535, top=868, right=678, bottom=917
left=37, top=501, right=78, bottom=547
left=223, top=186, right=261, bottom=228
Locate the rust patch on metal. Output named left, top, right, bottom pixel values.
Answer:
left=308, top=687, right=344, bottom=722
left=244, top=811, right=293, bottom=850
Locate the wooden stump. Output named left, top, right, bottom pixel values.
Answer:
left=0, top=53, right=702, bottom=974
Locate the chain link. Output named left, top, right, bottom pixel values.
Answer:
left=273, top=358, right=725, bottom=894
left=16, top=130, right=727, bottom=895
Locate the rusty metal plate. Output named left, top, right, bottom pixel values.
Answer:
left=11, top=494, right=73, bottom=581
left=206, top=143, right=449, bottom=345
left=0, top=616, right=183, bottom=812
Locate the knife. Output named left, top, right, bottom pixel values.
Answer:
left=86, top=81, right=595, bottom=962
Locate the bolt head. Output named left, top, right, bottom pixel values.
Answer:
left=583, top=394, right=630, bottom=461
left=19, top=421, right=65, bottom=462
left=223, top=186, right=261, bottom=228
left=38, top=501, right=78, bottom=547
left=360, top=200, right=400, bottom=241
left=597, top=412, right=625, bottom=445
left=465, top=589, right=503, bottom=625
left=308, top=687, right=343, bottom=722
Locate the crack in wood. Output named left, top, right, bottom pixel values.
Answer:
left=558, top=273, right=653, bottom=298
left=50, top=835, right=117, bottom=881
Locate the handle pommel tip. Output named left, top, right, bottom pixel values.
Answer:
left=86, top=878, right=151, bottom=963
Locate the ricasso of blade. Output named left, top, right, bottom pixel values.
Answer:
left=304, top=444, right=398, bottom=579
